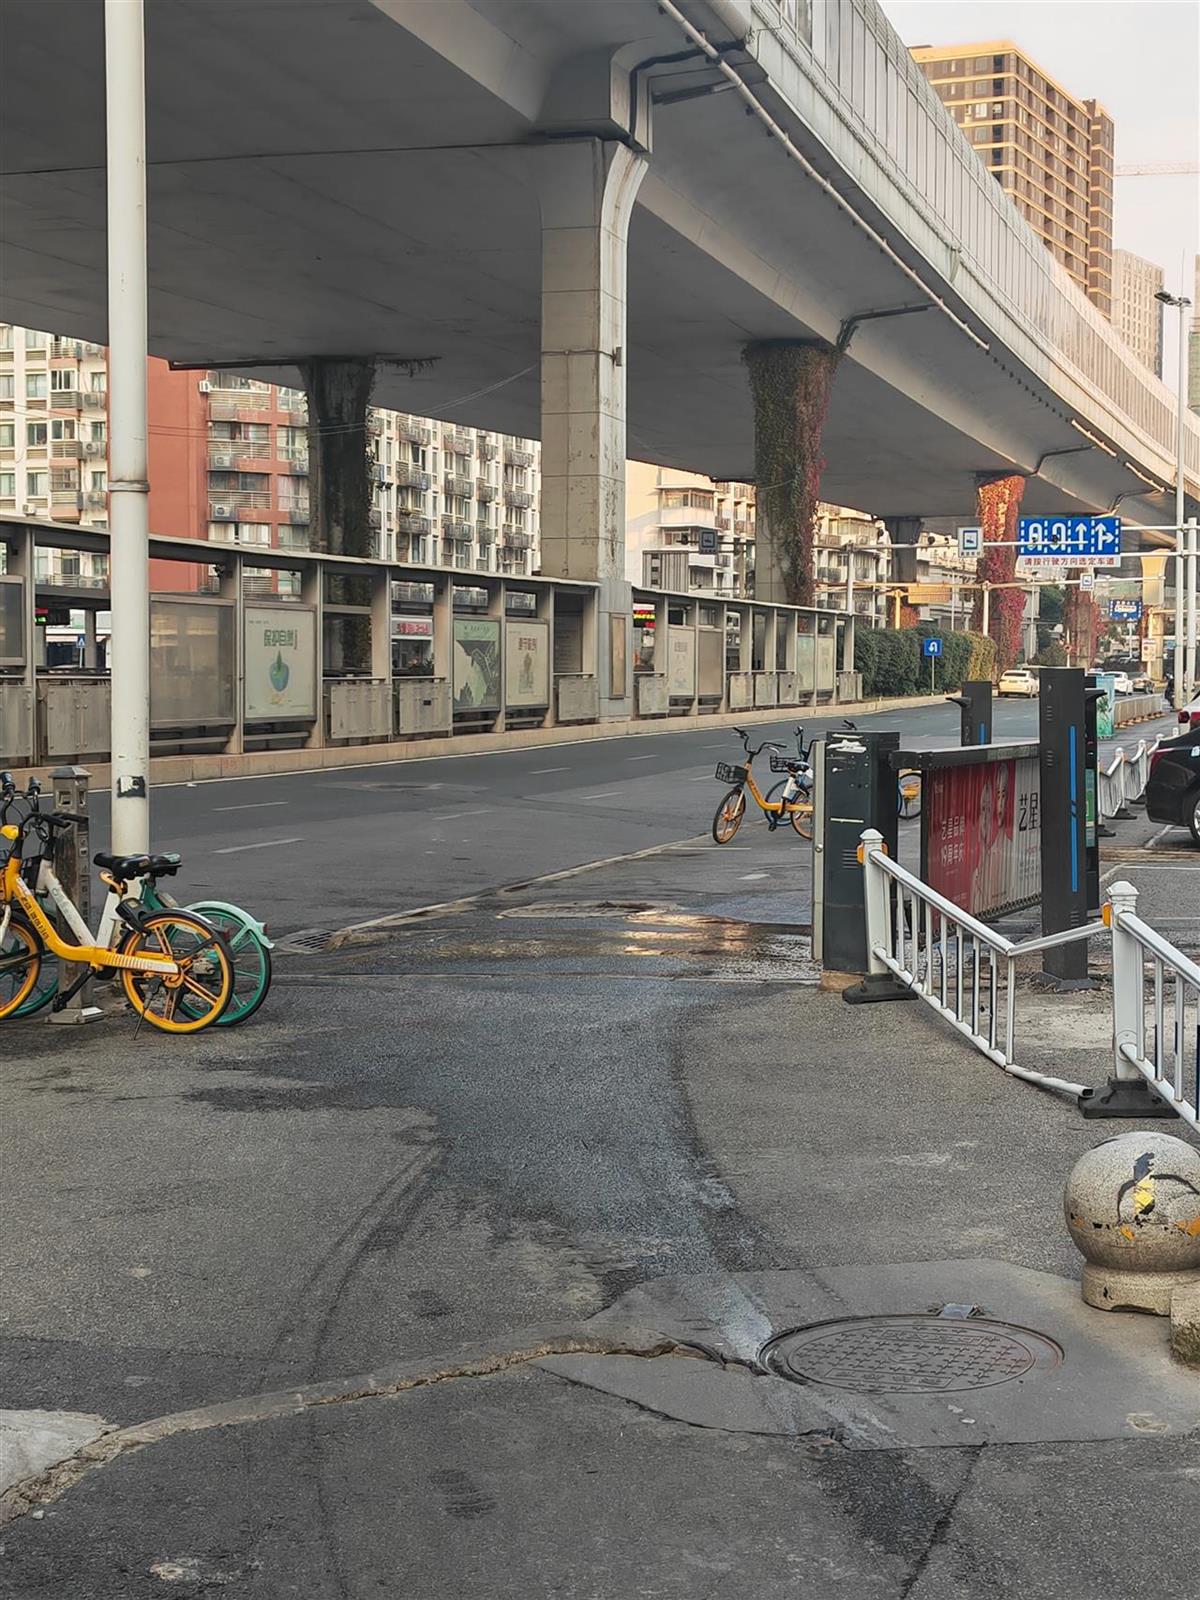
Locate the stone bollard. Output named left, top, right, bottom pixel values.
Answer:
left=1064, top=1131, right=1200, bottom=1315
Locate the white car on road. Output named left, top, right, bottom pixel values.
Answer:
left=998, top=668, right=1039, bottom=697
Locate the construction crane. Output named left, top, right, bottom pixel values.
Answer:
left=1114, top=163, right=1199, bottom=177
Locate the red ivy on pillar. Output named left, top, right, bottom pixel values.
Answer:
left=972, top=474, right=1026, bottom=674
left=1063, top=574, right=1099, bottom=666
left=744, top=343, right=841, bottom=607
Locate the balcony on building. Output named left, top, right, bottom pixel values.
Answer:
left=443, top=428, right=474, bottom=457
left=84, top=490, right=107, bottom=510
left=49, top=390, right=81, bottom=412
left=278, top=500, right=309, bottom=523
left=50, top=338, right=84, bottom=360
left=397, top=512, right=431, bottom=536
left=475, top=521, right=496, bottom=544
left=444, top=473, right=473, bottom=498
left=397, top=419, right=431, bottom=447
left=49, top=491, right=83, bottom=521
left=441, top=516, right=473, bottom=539
left=208, top=491, right=271, bottom=519
left=50, top=438, right=84, bottom=460
left=502, top=526, right=533, bottom=550
left=394, top=462, right=430, bottom=491
left=504, top=487, right=534, bottom=509
left=475, top=479, right=497, bottom=501
left=504, top=445, right=534, bottom=469
left=477, top=436, right=498, bottom=461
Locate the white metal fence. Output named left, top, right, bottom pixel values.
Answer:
left=1097, top=737, right=1160, bottom=821
left=859, top=829, right=1199, bottom=1125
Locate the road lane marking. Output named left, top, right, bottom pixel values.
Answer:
left=530, top=767, right=568, bottom=774
left=439, top=808, right=489, bottom=821
left=214, top=837, right=304, bottom=854
left=581, top=791, right=621, bottom=800
left=1147, top=825, right=1175, bottom=847
left=214, top=800, right=289, bottom=812
left=626, top=754, right=655, bottom=761
left=740, top=872, right=770, bottom=880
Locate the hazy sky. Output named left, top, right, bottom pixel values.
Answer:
left=882, top=0, right=1200, bottom=393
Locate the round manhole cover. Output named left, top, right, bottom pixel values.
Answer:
left=760, top=1316, right=1063, bottom=1395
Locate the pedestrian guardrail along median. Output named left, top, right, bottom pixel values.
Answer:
left=858, top=829, right=1197, bottom=1127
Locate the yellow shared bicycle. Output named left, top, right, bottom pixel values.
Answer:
left=0, top=803, right=234, bottom=1033
left=712, top=727, right=813, bottom=843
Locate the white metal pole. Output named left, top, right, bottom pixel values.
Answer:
left=1106, top=881, right=1142, bottom=1084
left=859, top=828, right=889, bottom=978
left=981, top=581, right=990, bottom=637
left=105, top=0, right=151, bottom=853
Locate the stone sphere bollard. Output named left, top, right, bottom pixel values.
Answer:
left=1064, top=1131, right=1200, bottom=1314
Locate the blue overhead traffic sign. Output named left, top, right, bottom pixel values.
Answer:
left=922, top=637, right=943, bottom=658
left=1109, top=598, right=1143, bottom=622
left=1017, top=515, right=1122, bottom=566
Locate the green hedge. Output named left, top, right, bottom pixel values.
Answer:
left=854, top=625, right=996, bottom=698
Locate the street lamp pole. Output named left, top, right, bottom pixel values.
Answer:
left=1156, top=285, right=1193, bottom=704
left=105, top=0, right=151, bottom=854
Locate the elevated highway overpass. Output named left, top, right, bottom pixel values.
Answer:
left=2, top=0, right=1195, bottom=532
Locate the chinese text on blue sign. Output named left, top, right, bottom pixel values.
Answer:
left=1017, top=516, right=1122, bottom=567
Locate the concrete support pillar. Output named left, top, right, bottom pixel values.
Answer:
left=533, top=139, right=647, bottom=719
left=9, top=528, right=38, bottom=761
left=302, top=358, right=375, bottom=559
left=743, top=341, right=841, bottom=606
left=301, top=558, right=325, bottom=750
left=216, top=552, right=243, bottom=755
left=82, top=608, right=99, bottom=671
left=842, top=612, right=856, bottom=673
left=487, top=580, right=506, bottom=733
left=972, top=474, right=1026, bottom=674
left=884, top=516, right=922, bottom=587
left=369, top=566, right=391, bottom=683
left=432, top=573, right=453, bottom=695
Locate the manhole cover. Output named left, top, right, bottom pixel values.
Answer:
left=760, top=1316, right=1063, bottom=1395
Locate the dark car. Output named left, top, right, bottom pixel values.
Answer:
left=1146, top=731, right=1200, bottom=845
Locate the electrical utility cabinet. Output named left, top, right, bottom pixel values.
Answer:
left=813, top=729, right=900, bottom=974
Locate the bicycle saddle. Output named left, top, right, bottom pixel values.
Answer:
left=94, top=851, right=182, bottom=878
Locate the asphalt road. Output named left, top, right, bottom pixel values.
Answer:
left=74, top=696, right=1175, bottom=936
left=4, top=697, right=1196, bottom=1599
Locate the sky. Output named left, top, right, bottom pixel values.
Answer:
left=882, top=0, right=1200, bottom=395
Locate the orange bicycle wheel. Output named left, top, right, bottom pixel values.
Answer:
left=0, top=914, right=42, bottom=1020
left=712, top=787, right=746, bottom=844
left=118, top=911, right=233, bottom=1034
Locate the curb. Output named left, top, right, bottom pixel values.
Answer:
left=8, top=694, right=952, bottom=790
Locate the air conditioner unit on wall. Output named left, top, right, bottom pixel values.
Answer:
left=211, top=503, right=234, bottom=519
left=198, top=380, right=212, bottom=394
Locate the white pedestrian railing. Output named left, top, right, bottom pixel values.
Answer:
left=859, top=830, right=1199, bottom=1125
left=1109, top=882, right=1200, bottom=1129
left=1097, top=737, right=1160, bottom=821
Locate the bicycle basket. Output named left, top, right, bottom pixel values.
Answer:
left=768, top=754, right=800, bottom=774
left=714, top=762, right=748, bottom=785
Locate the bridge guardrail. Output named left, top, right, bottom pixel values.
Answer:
left=1097, top=737, right=1161, bottom=820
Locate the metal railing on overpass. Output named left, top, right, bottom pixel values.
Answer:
left=0, top=517, right=861, bottom=768
left=752, top=0, right=1200, bottom=491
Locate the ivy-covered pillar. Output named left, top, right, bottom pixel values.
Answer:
left=744, top=341, right=841, bottom=606
left=302, top=357, right=375, bottom=558
left=1063, top=572, right=1100, bottom=666
left=972, top=473, right=1026, bottom=674
left=301, top=357, right=376, bottom=674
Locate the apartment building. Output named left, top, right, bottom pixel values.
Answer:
left=1, top=323, right=541, bottom=590
left=0, top=325, right=111, bottom=586
left=1111, top=249, right=1164, bottom=376
left=625, top=463, right=754, bottom=597
left=911, top=42, right=1114, bottom=314
left=813, top=508, right=889, bottom=621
